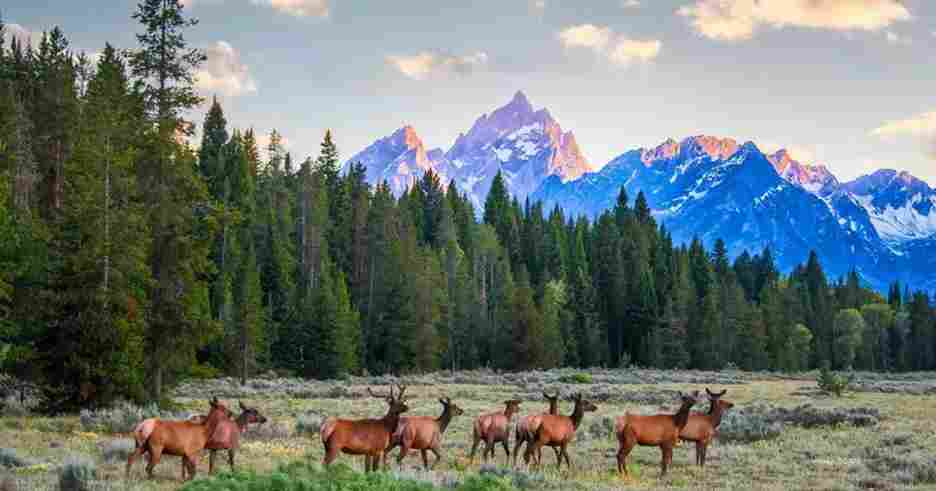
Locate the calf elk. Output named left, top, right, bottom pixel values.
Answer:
left=320, top=384, right=409, bottom=472
left=512, top=391, right=560, bottom=467
left=679, top=388, right=733, bottom=467
left=388, top=397, right=464, bottom=470
left=615, top=391, right=699, bottom=477
left=524, top=393, right=598, bottom=470
left=469, top=399, right=522, bottom=465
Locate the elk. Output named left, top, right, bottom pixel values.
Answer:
left=201, top=401, right=268, bottom=475
left=615, top=391, right=699, bottom=477
left=126, top=397, right=230, bottom=481
left=469, top=399, right=522, bottom=465
left=320, top=384, right=409, bottom=472
left=512, top=391, right=561, bottom=467
left=386, top=397, right=464, bottom=470
left=679, top=388, right=733, bottom=467
left=524, top=393, right=598, bottom=470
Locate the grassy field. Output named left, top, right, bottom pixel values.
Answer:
left=2, top=368, right=936, bottom=490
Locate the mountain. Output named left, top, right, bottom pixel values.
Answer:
left=839, top=170, right=936, bottom=246
left=531, top=135, right=922, bottom=291
left=342, top=125, right=450, bottom=196
left=345, top=91, right=594, bottom=210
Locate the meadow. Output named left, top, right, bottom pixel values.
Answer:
left=2, top=368, right=936, bottom=491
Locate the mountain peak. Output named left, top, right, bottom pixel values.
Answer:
left=681, top=135, right=739, bottom=161
left=391, top=125, right=423, bottom=149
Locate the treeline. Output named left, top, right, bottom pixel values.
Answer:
left=1, top=3, right=935, bottom=411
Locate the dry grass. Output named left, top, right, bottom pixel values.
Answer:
left=2, top=371, right=936, bottom=490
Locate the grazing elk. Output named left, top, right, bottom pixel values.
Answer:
left=615, top=391, right=699, bottom=477
left=679, top=388, right=733, bottom=467
left=386, top=397, right=464, bottom=470
left=320, top=385, right=409, bottom=472
left=469, top=399, right=522, bottom=465
left=513, top=391, right=561, bottom=467
left=126, top=397, right=230, bottom=481
left=524, top=393, right=598, bottom=470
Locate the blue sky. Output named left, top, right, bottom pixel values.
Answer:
left=4, top=0, right=935, bottom=184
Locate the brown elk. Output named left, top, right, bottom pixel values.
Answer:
left=615, top=391, right=699, bottom=477
left=385, top=397, right=464, bottom=470
left=512, top=391, right=561, bottom=467
left=126, top=397, right=230, bottom=481
left=679, top=388, right=733, bottom=467
left=320, top=385, right=409, bottom=472
left=524, top=393, right=598, bottom=470
left=201, top=401, right=268, bottom=475
left=469, top=399, right=522, bottom=465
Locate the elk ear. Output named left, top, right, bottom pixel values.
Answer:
left=706, top=388, right=714, bottom=397
left=718, top=389, right=727, bottom=396
left=240, top=400, right=247, bottom=411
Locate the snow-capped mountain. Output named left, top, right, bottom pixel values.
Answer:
left=531, top=135, right=917, bottom=291
left=345, top=91, right=594, bottom=210
left=343, top=126, right=450, bottom=196
left=767, top=149, right=839, bottom=196
left=444, top=90, right=593, bottom=209
left=840, top=170, right=936, bottom=246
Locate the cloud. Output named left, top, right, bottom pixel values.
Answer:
left=677, top=0, right=911, bottom=42
left=2, top=23, right=42, bottom=48
left=622, top=0, right=641, bottom=8
left=251, top=0, right=330, bottom=17
left=531, top=0, right=546, bottom=11
left=194, top=41, right=258, bottom=97
left=558, top=24, right=661, bottom=66
left=871, top=111, right=936, bottom=139
left=385, top=51, right=489, bottom=80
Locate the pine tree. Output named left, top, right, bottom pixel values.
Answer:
left=129, top=0, right=214, bottom=402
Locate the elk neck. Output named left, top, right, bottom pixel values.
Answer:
left=382, top=409, right=404, bottom=433
left=569, top=403, right=586, bottom=430
left=710, top=402, right=728, bottom=428
left=673, top=401, right=694, bottom=429
left=235, top=412, right=250, bottom=432
left=437, top=407, right=455, bottom=434
left=547, top=399, right=559, bottom=415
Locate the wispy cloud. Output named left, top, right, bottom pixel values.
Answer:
left=871, top=111, right=936, bottom=139
left=386, top=51, right=489, bottom=80
left=622, top=0, right=641, bottom=8
left=194, top=41, right=258, bottom=97
left=677, top=0, right=911, bottom=42
left=885, top=31, right=911, bottom=45
left=251, top=0, right=330, bottom=18
left=530, top=0, right=546, bottom=11
left=558, top=24, right=661, bottom=66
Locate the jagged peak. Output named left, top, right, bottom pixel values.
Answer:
left=680, top=135, right=739, bottom=160
left=388, top=125, right=424, bottom=149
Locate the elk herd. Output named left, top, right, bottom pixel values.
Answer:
left=125, top=385, right=735, bottom=482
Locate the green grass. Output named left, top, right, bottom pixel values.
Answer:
left=2, top=370, right=936, bottom=490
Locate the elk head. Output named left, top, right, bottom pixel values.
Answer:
left=238, top=400, right=268, bottom=425
left=571, top=393, right=598, bottom=413
left=439, top=397, right=465, bottom=417
left=368, top=384, right=410, bottom=416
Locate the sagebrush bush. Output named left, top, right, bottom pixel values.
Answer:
left=79, top=402, right=190, bottom=434
left=0, top=449, right=28, bottom=468
left=100, top=439, right=135, bottom=463
left=295, top=411, right=325, bottom=436
left=817, top=364, right=854, bottom=397
left=57, top=456, right=96, bottom=491
left=718, top=410, right=783, bottom=443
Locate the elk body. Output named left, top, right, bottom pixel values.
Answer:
left=387, top=397, right=464, bottom=470
left=126, top=398, right=230, bottom=481
left=469, top=399, right=522, bottom=465
left=513, top=391, right=560, bottom=467
left=321, top=385, right=409, bottom=472
left=524, top=393, right=598, bottom=470
left=679, top=388, right=733, bottom=466
left=615, top=392, right=699, bottom=477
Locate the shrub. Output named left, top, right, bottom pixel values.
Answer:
left=57, top=456, right=96, bottom=491
left=295, top=411, right=325, bottom=436
left=100, top=439, right=135, bottom=463
left=718, top=410, right=783, bottom=443
left=0, top=450, right=27, bottom=469
left=817, top=363, right=854, bottom=397
left=79, top=402, right=190, bottom=434
left=558, top=373, right=592, bottom=384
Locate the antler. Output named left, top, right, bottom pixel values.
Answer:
left=706, top=388, right=727, bottom=397
left=395, top=384, right=407, bottom=401
left=367, top=387, right=390, bottom=400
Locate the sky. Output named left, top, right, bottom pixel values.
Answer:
left=3, top=0, right=935, bottom=185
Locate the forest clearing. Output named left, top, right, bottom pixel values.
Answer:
left=2, top=368, right=936, bottom=490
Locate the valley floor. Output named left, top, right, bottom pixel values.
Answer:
left=2, top=369, right=936, bottom=490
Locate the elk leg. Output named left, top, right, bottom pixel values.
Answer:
left=501, top=439, right=511, bottom=466
left=429, top=447, right=442, bottom=470
left=209, top=449, right=216, bottom=474
left=701, top=441, right=708, bottom=467
left=323, top=445, right=338, bottom=467
left=661, top=444, right=673, bottom=477
left=420, top=449, right=429, bottom=471
left=617, top=436, right=635, bottom=476
left=398, top=442, right=410, bottom=468
left=512, top=437, right=524, bottom=467
left=187, top=453, right=199, bottom=481
left=146, top=446, right=162, bottom=480
left=228, top=448, right=236, bottom=472
left=126, top=445, right=146, bottom=479
left=469, top=434, right=480, bottom=465
left=695, top=441, right=703, bottom=466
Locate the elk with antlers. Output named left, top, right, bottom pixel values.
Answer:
left=469, top=399, right=522, bottom=465
left=615, top=391, right=699, bottom=477
left=513, top=391, right=561, bottom=467
left=126, top=397, right=230, bottom=481
left=679, top=388, right=733, bottom=467
left=320, top=384, right=409, bottom=472
left=385, top=397, right=464, bottom=470
left=524, top=393, right=598, bottom=470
